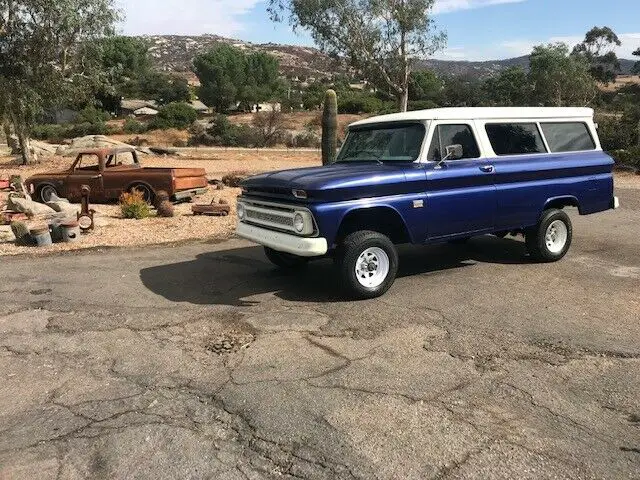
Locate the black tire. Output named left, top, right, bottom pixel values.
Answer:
left=129, top=184, right=154, bottom=204
left=525, top=209, right=573, bottom=262
left=264, top=247, right=308, bottom=270
left=38, top=184, right=58, bottom=203
left=335, top=230, right=399, bottom=300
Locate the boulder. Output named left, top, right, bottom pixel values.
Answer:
left=0, top=225, right=16, bottom=244
left=46, top=200, right=80, bottom=214
left=56, top=135, right=148, bottom=157
left=7, top=196, right=56, bottom=217
left=9, top=136, right=59, bottom=159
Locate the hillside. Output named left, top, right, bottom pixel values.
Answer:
left=142, top=34, right=637, bottom=80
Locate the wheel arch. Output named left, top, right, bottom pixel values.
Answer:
left=335, top=205, right=412, bottom=245
left=543, top=196, right=581, bottom=215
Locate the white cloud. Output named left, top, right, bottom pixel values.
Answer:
left=497, top=33, right=640, bottom=59
left=433, top=0, right=526, bottom=15
left=433, top=33, right=640, bottom=62
left=117, top=0, right=261, bottom=37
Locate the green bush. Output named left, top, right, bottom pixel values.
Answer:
left=119, top=190, right=151, bottom=219
left=75, top=105, right=110, bottom=124
left=338, top=94, right=383, bottom=114
left=149, top=102, right=197, bottom=130
left=188, top=114, right=261, bottom=147
left=32, top=124, right=66, bottom=142
left=123, top=118, right=148, bottom=134
left=609, top=146, right=640, bottom=168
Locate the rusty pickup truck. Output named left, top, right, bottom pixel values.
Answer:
left=26, top=147, right=208, bottom=203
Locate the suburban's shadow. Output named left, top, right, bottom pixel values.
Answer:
left=140, top=235, right=529, bottom=306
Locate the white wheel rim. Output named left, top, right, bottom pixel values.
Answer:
left=355, top=247, right=390, bottom=288
left=41, top=186, right=55, bottom=202
left=545, top=220, right=568, bottom=254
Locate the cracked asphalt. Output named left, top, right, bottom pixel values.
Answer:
left=1, top=187, right=639, bottom=479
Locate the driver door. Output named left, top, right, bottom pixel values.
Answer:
left=424, top=122, right=496, bottom=239
left=66, top=153, right=105, bottom=201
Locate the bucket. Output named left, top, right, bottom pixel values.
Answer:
left=30, top=226, right=52, bottom=247
left=61, top=221, right=81, bottom=243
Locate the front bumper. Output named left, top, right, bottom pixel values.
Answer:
left=236, top=223, right=328, bottom=257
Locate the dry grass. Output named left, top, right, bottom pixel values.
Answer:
left=0, top=148, right=321, bottom=256
left=599, top=75, right=640, bottom=92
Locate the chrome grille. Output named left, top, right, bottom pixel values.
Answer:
left=246, top=209, right=294, bottom=227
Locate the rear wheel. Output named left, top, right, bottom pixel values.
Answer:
left=38, top=184, right=58, bottom=203
left=129, top=184, right=154, bottom=204
left=264, top=247, right=308, bottom=270
left=335, top=230, right=398, bottom=299
left=525, top=209, right=572, bottom=262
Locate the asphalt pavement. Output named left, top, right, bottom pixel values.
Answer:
left=0, top=187, right=638, bottom=479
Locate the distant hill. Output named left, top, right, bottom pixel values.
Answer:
left=141, top=34, right=637, bottom=80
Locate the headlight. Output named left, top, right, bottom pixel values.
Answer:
left=293, top=213, right=305, bottom=233
left=237, top=202, right=245, bottom=220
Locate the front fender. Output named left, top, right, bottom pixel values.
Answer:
left=309, top=193, right=427, bottom=247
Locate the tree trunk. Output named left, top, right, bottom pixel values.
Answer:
left=2, top=121, right=11, bottom=147
left=398, top=89, right=409, bottom=113
left=17, top=129, right=34, bottom=165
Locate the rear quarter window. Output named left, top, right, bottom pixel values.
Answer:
left=540, top=122, right=595, bottom=152
left=485, top=123, right=546, bottom=156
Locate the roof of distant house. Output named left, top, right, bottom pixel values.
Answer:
left=133, top=107, right=159, bottom=116
left=121, top=99, right=158, bottom=111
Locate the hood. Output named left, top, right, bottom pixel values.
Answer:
left=242, top=162, right=425, bottom=202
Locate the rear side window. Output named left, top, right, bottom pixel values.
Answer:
left=541, top=122, right=595, bottom=152
left=427, top=124, right=480, bottom=161
left=486, top=123, right=546, bottom=156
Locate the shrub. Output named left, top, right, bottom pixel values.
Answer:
left=285, top=131, right=320, bottom=149
left=338, top=94, right=383, bottom=114
left=123, top=118, right=148, bottom=134
left=149, top=102, right=197, bottom=130
left=119, top=190, right=151, bottom=219
left=75, top=105, right=110, bottom=124
left=188, top=114, right=262, bottom=147
left=31, top=124, right=66, bottom=142
left=609, top=146, right=640, bottom=168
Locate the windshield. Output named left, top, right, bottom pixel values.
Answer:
left=337, top=123, right=426, bottom=163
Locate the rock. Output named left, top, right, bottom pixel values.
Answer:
left=46, top=200, right=80, bottom=214
left=8, top=136, right=59, bottom=159
left=56, top=136, right=148, bottom=157
left=0, top=225, right=16, bottom=244
left=7, top=196, right=56, bottom=217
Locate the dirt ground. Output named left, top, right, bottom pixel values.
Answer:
left=0, top=149, right=321, bottom=256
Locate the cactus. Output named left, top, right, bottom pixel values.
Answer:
left=10, top=221, right=31, bottom=246
left=321, top=89, right=338, bottom=166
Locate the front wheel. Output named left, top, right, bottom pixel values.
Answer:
left=264, top=247, right=308, bottom=270
left=39, top=184, right=58, bottom=203
left=335, top=230, right=399, bottom=299
left=525, top=209, right=573, bottom=262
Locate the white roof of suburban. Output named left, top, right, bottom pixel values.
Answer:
left=350, top=107, right=594, bottom=127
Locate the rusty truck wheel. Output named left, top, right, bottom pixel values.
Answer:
left=129, top=184, right=155, bottom=204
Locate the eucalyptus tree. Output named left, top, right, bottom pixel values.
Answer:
left=0, top=0, right=120, bottom=164
left=268, top=0, right=446, bottom=112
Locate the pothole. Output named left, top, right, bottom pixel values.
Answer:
left=206, top=330, right=255, bottom=355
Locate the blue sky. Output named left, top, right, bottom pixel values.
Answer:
left=118, top=0, right=640, bottom=61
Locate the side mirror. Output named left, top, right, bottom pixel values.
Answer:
left=445, top=144, right=463, bottom=160
left=435, top=144, right=463, bottom=168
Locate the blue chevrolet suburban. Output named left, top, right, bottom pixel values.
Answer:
left=237, top=107, right=619, bottom=299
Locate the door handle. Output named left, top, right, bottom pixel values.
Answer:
left=479, top=165, right=494, bottom=173
left=90, top=174, right=103, bottom=179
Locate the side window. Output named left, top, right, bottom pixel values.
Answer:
left=485, top=123, right=546, bottom=156
left=427, top=124, right=480, bottom=161
left=75, top=154, right=100, bottom=171
left=541, top=122, right=595, bottom=152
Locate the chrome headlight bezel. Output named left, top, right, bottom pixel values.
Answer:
left=237, top=202, right=246, bottom=220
